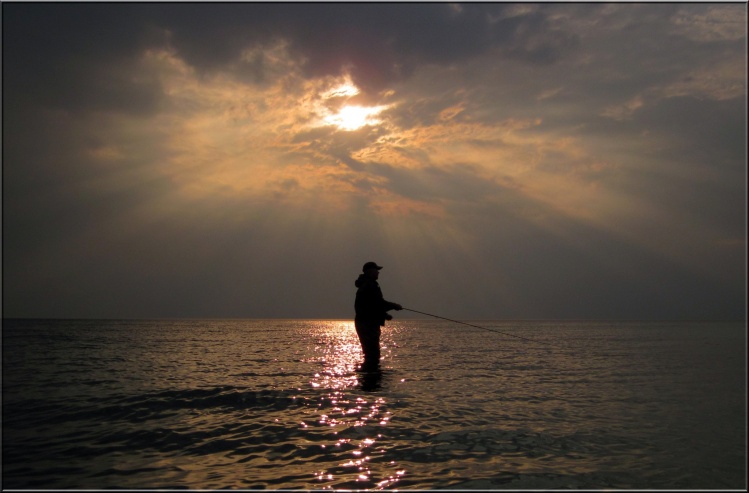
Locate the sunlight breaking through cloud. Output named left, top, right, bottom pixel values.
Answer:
left=324, top=105, right=389, bottom=131
left=4, top=3, right=745, bottom=320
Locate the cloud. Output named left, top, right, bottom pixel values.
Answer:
left=6, top=3, right=585, bottom=105
left=3, top=3, right=745, bottom=319
left=671, top=4, right=748, bottom=42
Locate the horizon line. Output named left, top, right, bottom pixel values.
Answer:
left=3, top=317, right=746, bottom=324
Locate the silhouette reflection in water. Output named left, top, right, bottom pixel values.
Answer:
left=356, top=367, right=383, bottom=392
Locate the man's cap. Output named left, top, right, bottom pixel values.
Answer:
left=362, top=261, right=383, bottom=272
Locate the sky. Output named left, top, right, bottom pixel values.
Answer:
left=2, top=2, right=747, bottom=320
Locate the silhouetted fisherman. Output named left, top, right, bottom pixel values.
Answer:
left=354, top=261, right=402, bottom=371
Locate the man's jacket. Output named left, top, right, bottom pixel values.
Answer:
left=354, top=275, right=399, bottom=326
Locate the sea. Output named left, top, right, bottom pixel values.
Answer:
left=1, top=318, right=746, bottom=490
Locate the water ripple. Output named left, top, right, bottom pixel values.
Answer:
left=2, top=319, right=745, bottom=489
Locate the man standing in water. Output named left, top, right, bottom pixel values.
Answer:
left=354, top=262, right=402, bottom=371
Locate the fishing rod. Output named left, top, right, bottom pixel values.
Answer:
left=402, top=307, right=564, bottom=349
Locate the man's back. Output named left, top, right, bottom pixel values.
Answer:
left=354, top=274, right=384, bottom=322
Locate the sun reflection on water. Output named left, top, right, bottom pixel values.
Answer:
left=307, top=321, right=361, bottom=390
left=302, top=321, right=402, bottom=489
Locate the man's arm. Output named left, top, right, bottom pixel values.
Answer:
left=384, top=300, right=403, bottom=311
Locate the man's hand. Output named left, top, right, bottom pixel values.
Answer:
left=385, top=313, right=393, bottom=321
left=393, top=303, right=403, bottom=311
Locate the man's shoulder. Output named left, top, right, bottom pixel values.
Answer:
left=357, top=280, right=381, bottom=294
left=357, top=278, right=378, bottom=287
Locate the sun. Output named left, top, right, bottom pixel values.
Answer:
left=314, top=77, right=390, bottom=131
left=325, top=105, right=386, bottom=131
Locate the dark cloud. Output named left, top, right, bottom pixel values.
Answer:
left=148, top=3, right=513, bottom=89
left=4, top=3, right=583, bottom=106
left=3, top=3, right=165, bottom=114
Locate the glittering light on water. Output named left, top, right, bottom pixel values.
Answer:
left=301, top=320, right=404, bottom=488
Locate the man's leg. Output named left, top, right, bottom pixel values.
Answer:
left=354, top=320, right=381, bottom=369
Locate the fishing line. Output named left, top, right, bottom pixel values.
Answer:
left=402, top=307, right=564, bottom=349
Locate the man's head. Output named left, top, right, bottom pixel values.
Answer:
left=362, top=261, right=383, bottom=279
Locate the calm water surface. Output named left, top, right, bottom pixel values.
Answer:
left=2, top=319, right=746, bottom=489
